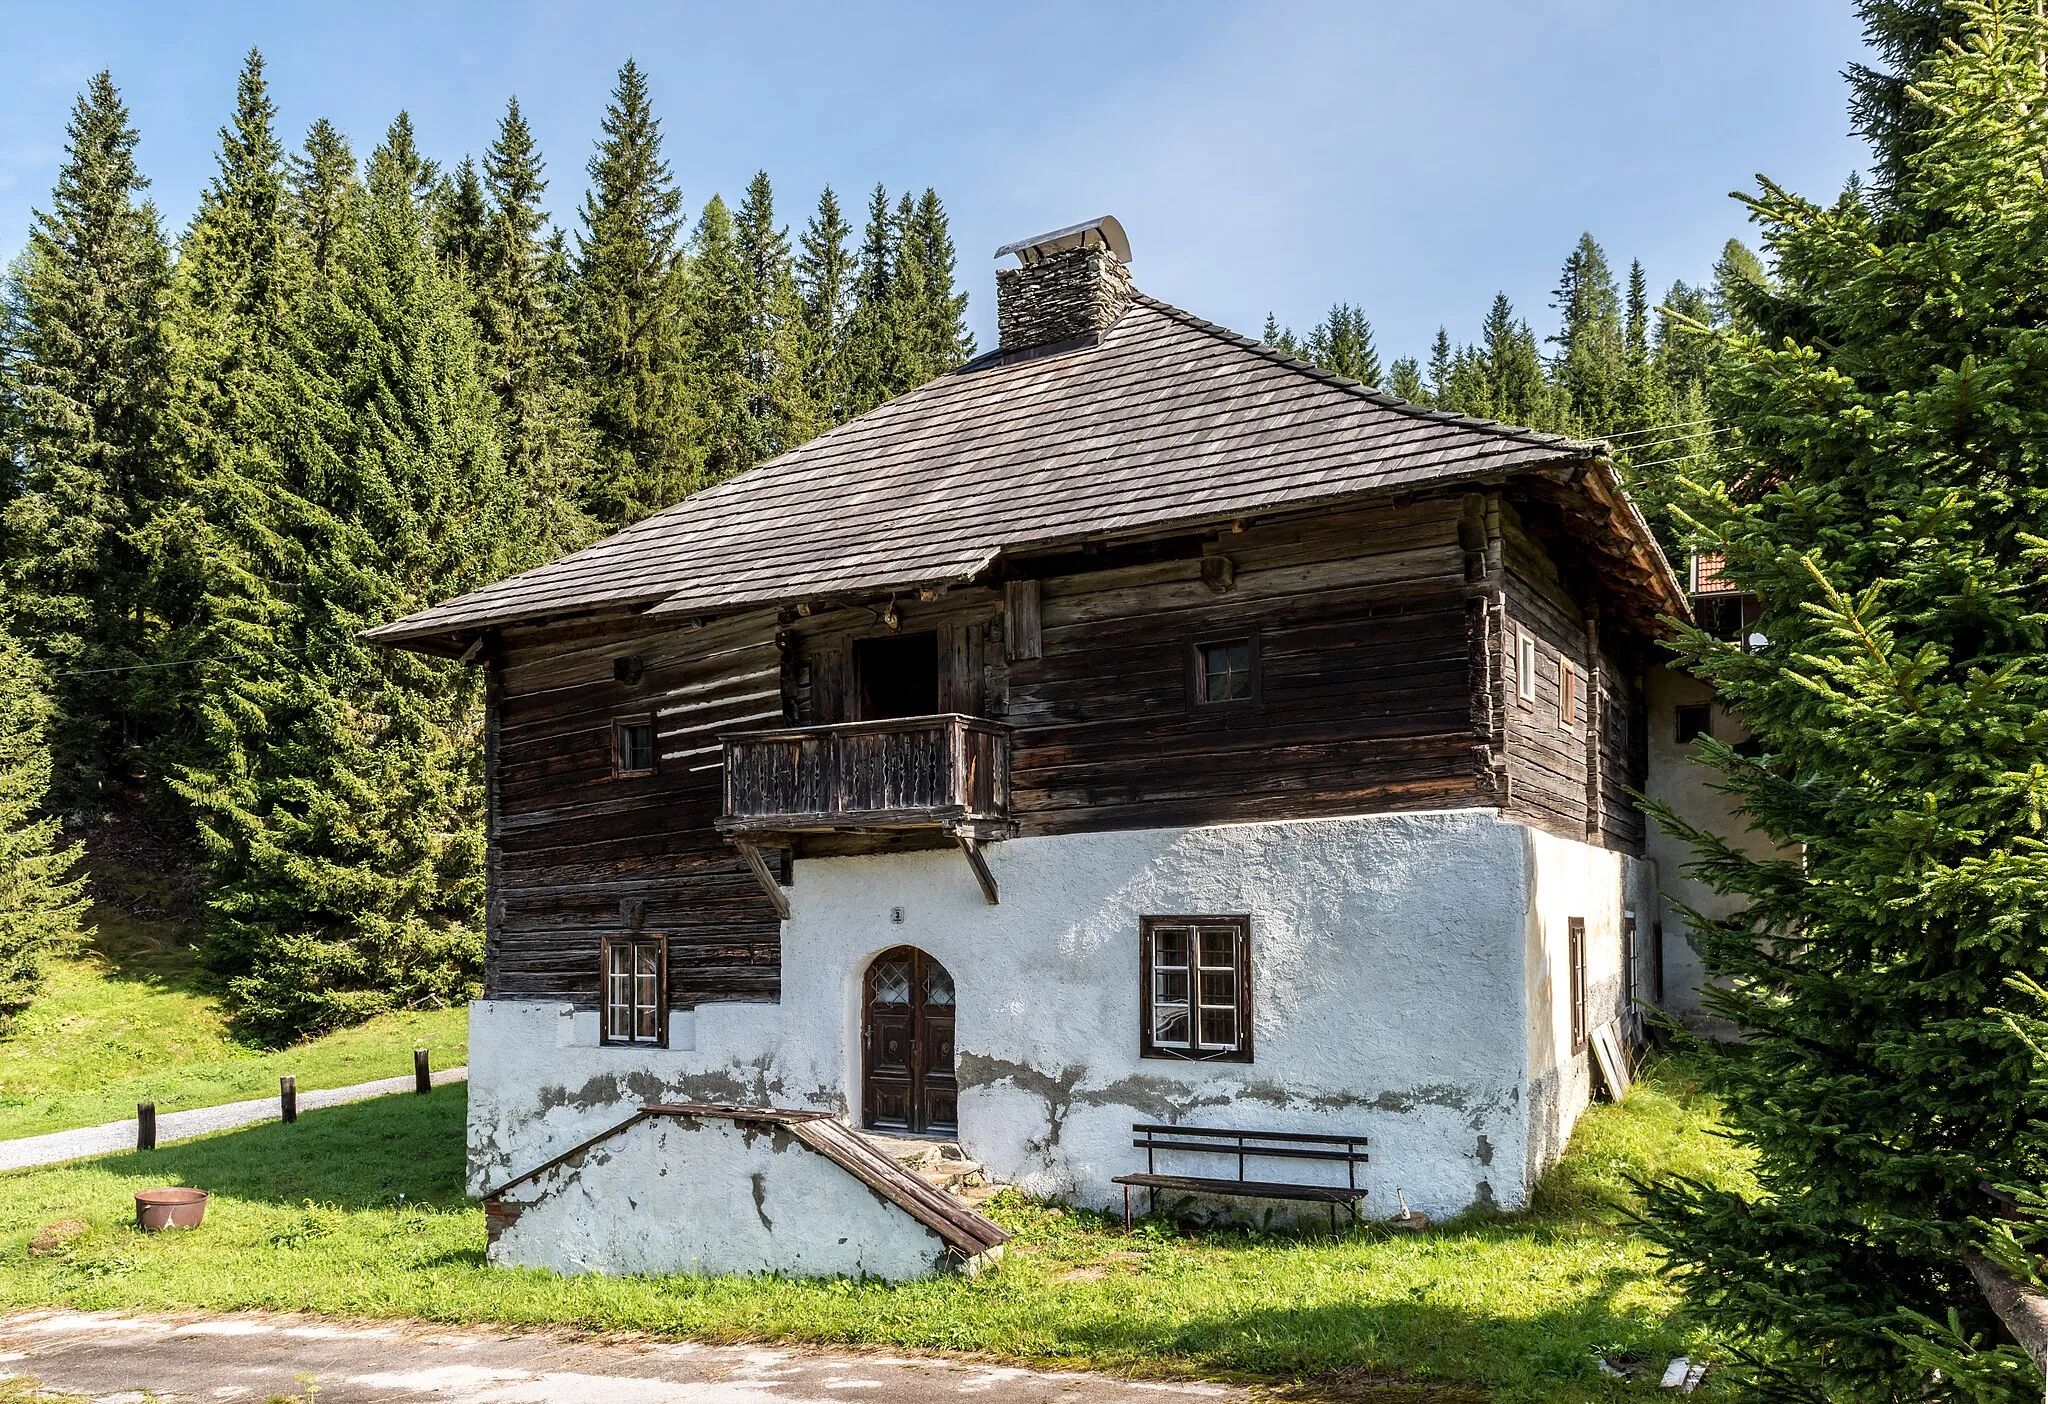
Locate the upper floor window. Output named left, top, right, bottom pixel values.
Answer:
left=614, top=719, right=656, bottom=776
left=1141, top=916, right=1252, bottom=1062
left=1676, top=704, right=1712, bottom=744
left=1192, top=637, right=1258, bottom=705
left=1559, top=660, right=1580, bottom=730
left=602, top=935, right=665, bottom=1046
left=1516, top=632, right=1537, bottom=703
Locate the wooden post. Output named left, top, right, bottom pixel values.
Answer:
left=137, top=1102, right=156, bottom=1151
left=280, top=1075, right=297, bottom=1124
left=414, top=1047, right=432, bottom=1095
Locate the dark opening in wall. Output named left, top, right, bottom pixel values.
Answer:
left=1676, top=704, right=1712, bottom=745
left=855, top=631, right=939, bottom=719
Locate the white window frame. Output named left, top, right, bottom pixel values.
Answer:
left=1517, top=632, right=1537, bottom=703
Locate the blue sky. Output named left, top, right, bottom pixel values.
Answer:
left=0, top=2, right=1874, bottom=363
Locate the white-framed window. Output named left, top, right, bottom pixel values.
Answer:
left=602, top=935, right=665, bottom=1045
left=1141, top=916, right=1252, bottom=1062
left=1517, top=632, right=1537, bottom=703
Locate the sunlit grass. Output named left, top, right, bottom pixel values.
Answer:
left=0, top=1056, right=1749, bottom=1401
left=0, top=906, right=467, bottom=1142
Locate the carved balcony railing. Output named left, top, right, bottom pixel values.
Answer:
left=718, top=714, right=1013, bottom=909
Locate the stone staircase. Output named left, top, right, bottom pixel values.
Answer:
left=859, top=1133, right=996, bottom=1200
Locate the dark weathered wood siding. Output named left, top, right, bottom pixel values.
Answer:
left=485, top=491, right=1649, bottom=1010
left=490, top=610, right=788, bottom=1005
left=1498, top=507, right=1647, bottom=850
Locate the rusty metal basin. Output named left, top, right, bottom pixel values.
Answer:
left=135, top=1187, right=207, bottom=1232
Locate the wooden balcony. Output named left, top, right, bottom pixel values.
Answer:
left=718, top=714, right=1013, bottom=909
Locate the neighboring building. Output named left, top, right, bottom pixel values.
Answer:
left=1644, top=555, right=1774, bottom=1027
left=369, top=217, right=1696, bottom=1229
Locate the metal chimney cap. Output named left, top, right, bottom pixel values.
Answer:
left=995, top=215, right=1131, bottom=267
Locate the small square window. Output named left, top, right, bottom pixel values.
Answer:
left=1517, top=633, right=1537, bottom=703
left=1676, top=704, right=1712, bottom=745
left=1201, top=642, right=1253, bottom=702
left=1141, top=916, right=1252, bottom=1061
left=1192, top=638, right=1257, bottom=705
left=602, top=936, right=666, bottom=1046
left=614, top=719, right=656, bottom=775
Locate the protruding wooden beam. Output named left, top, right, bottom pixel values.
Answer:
left=957, top=834, right=999, bottom=906
left=734, top=840, right=792, bottom=920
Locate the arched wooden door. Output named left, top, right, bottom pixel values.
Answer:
left=861, top=946, right=957, bottom=1135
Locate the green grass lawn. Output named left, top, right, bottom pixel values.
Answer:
left=0, top=872, right=467, bottom=1142
left=0, top=1056, right=1752, bottom=1402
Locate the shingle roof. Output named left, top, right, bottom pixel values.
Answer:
left=367, top=293, right=1665, bottom=650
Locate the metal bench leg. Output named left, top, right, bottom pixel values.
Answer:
left=1123, top=1185, right=1131, bottom=1231
left=1328, top=1202, right=1336, bottom=1232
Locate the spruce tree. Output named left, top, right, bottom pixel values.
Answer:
left=1261, top=313, right=1306, bottom=360
left=687, top=192, right=752, bottom=483
left=1427, top=327, right=1453, bottom=407
left=841, top=183, right=899, bottom=418
left=0, top=621, right=88, bottom=1020
left=1549, top=232, right=1625, bottom=433
left=1640, top=8, right=2048, bottom=1396
left=1388, top=356, right=1425, bottom=403
left=1479, top=292, right=1551, bottom=428
left=1610, top=258, right=1680, bottom=551
left=572, top=59, right=695, bottom=526
left=434, top=156, right=490, bottom=288
left=796, top=185, right=853, bottom=425
left=0, top=69, right=174, bottom=810
left=478, top=97, right=597, bottom=560
left=288, top=119, right=361, bottom=277
left=1655, top=278, right=1717, bottom=409
left=180, top=115, right=515, bottom=1041
left=1304, top=302, right=1381, bottom=385
left=732, top=171, right=813, bottom=461
left=1847, top=0, right=1971, bottom=202
left=901, top=188, right=973, bottom=375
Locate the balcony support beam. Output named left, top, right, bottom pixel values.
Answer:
left=957, top=833, right=999, bottom=906
left=734, top=839, right=792, bottom=921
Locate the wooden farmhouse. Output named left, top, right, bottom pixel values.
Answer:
left=370, top=217, right=1715, bottom=1251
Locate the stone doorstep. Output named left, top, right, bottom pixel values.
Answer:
left=857, top=1130, right=989, bottom=1196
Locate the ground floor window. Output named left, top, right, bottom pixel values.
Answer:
left=602, top=936, right=666, bottom=1045
left=1140, top=915, right=1252, bottom=1062
left=1568, top=917, right=1587, bottom=1054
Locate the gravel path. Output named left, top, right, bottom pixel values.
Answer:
left=0, top=1309, right=1250, bottom=1403
left=0, top=1067, right=467, bottom=1172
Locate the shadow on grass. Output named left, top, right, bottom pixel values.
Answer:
left=92, top=1085, right=471, bottom=1211
left=1048, top=1268, right=1669, bottom=1399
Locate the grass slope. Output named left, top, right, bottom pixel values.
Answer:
left=0, top=1057, right=1751, bottom=1401
left=0, top=839, right=467, bottom=1142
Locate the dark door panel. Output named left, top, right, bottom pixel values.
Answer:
left=862, top=946, right=957, bottom=1136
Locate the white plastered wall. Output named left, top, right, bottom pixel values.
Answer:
left=1642, top=663, right=1776, bottom=1021
left=489, top=1112, right=956, bottom=1281
left=1519, top=828, right=1654, bottom=1187
left=469, top=809, right=1634, bottom=1219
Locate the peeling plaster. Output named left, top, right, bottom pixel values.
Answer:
left=468, top=810, right=1642, bottom=1221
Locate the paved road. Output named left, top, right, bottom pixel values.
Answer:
left=0, top=1068, right=468, bottom=1172
left=0, top=1310, right=1249, bottom=1403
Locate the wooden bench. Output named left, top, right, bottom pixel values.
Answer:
left=1112, top=1123, right=1369, bottom=1230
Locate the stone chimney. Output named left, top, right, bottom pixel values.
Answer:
left=994, top=216, right=1134, bottom=354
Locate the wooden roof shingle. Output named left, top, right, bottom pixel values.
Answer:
left=368, top=293, right=1679, bottom=651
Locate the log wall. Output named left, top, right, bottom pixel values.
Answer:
left=485, top=492, right=1648, bottom=1009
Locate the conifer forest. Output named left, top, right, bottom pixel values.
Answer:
left=0, top=54, right=977, bottom=1040
left=0, top=46, right=1739, bottom=1046
left=14, top=4, right=2048, bottom=1399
